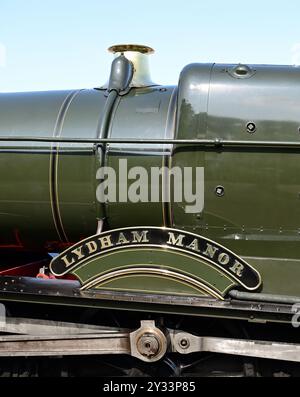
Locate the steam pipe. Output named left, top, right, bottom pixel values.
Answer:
left=95, top=53, right=134, bottom=228
left=229, top=289, right=300, bottom=304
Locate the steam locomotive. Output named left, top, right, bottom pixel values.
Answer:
left=0, top=44, right=300, bottom=377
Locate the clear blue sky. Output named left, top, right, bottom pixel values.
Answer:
left=1, top=0, right=300, bottom=92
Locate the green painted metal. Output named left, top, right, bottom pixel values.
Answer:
left=0, top=60, right=300, bottom=300
left=72, top=247, right=236, bottom=298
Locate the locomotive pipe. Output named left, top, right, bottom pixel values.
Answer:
left=97, top=54, right=134, bottom=141
left=96, top=89, right=118, bottom=224
left=97, top=90, right=118, bottom=140
left=1, top=137, right=300, bottom=148
left=229, top=290, right=300, bottom=305
left=96, top=53, right=134, bottom=226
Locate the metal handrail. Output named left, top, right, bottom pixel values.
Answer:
left=0, top=136, right=300, bottom=149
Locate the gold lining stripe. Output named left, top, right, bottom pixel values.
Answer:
left=80, top=266, right=224, bottom=300
left=49, top=89, right=83, bottom=242
left=73, top=247, right=235, bottom=295
left=162, top=87, right=177, bottom=227
left=93, top=275, right=206, bottom=297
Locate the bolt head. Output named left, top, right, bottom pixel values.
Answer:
left=246, top=122, right=256, bottom=133
left=215, top=186, right=225, bottom=197
left=137, top=333, right=160, bottom=358
left=179, top=338, right=190, bottom=349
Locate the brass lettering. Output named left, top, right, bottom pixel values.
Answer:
left=218, top=252, right=230, bottom=265
left=202, top=243, right=219, bottom=259
left=131, top=230, right=149, bottom=243
left=71, top=246, right=85, bottom=260
left=61, top=255, right=75, bottom=268
left=99, top=235, right=113, bottom=249
left=86, top=241, right=98, bottom=254
left=229, top=260, right=245, bottom=277
left=167, top=232, right=185, bottom=247
left=116, top=232, right=130, bottom=245
left=186, top=238, right=200, bottom=252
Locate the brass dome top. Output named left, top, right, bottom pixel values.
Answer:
left=108, top=44, right=154, bottom=55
